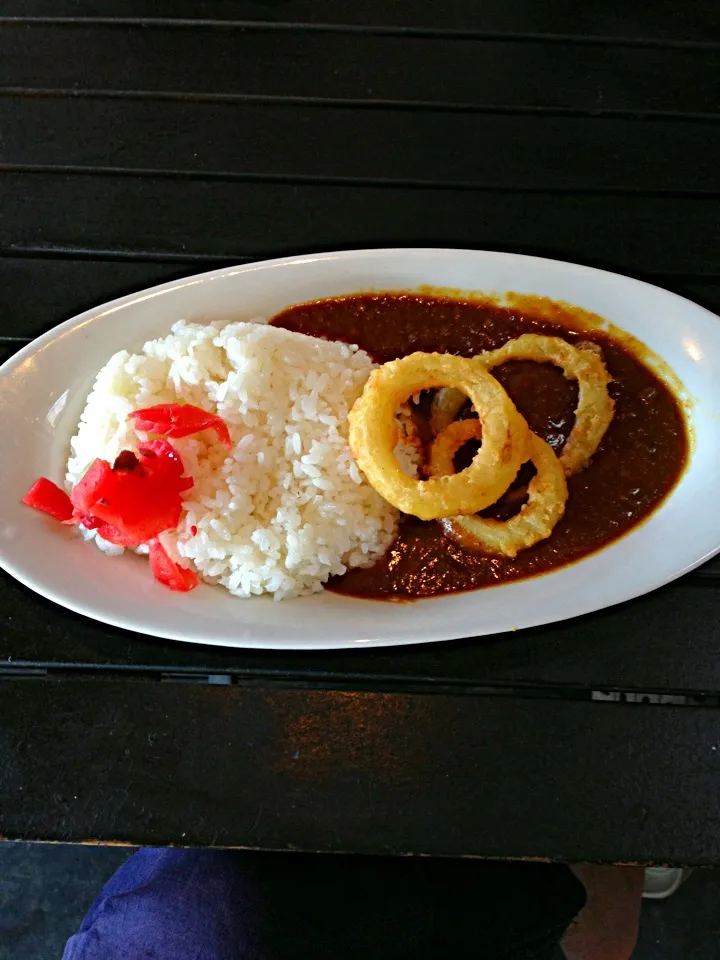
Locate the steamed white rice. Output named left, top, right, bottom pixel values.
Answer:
left=66, top=317, right=404, bottom=600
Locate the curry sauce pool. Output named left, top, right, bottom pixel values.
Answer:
left=272, top=293, right=688, bottom=600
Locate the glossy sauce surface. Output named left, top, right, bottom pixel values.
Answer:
left=272, top=294, right=688, bottom=600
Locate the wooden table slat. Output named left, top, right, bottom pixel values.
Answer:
left=3, top=174, right=719, bottom=275
left=2, top=678, right=720, bottom=864
left=3, top=100, right=718, bottom=194
left=2, top=25, right=718, bottom=116
left=3, top=0, right=719, bottom=44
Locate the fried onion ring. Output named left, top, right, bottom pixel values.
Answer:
left=348, top=353, right=530, bottom=520
left=429, top=335, right=614, bottom=475
left=429, top=423, right=568, bottom=557
left=427, top=418, right=483, bottom=478
left=480, top=335, right=614, bottom=475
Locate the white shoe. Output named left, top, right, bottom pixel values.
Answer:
left=642, top=866, right=690, bottom=899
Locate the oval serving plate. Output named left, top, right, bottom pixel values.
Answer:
left=1, top=248, right=719, bottom=650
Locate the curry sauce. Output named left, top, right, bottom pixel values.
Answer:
left=272, top=294, right=688, bottom=600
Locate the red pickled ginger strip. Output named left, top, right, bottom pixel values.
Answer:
left=129, top=403, right=231, bottom=450
left=22, top=478, right=73, bottom=522
left=148, top=539, right=200, bottom=592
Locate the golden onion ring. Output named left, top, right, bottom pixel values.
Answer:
left=427, top=418, right=483, bottom=478
left=430, top=423, right=568, bottom=557
left=348, top=352, right=530, bottom=520
left=429, top=335, right=614, bottom=475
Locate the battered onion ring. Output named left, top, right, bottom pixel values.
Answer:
left=348, top=353, right=530, bottom=520
left=429, top=422, right=568, bottom=557
left=427, top=418, right=484, bottom=478
left=429, top=335, right=614, bottom=475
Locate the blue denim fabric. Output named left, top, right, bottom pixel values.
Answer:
left=63, top=848, right=583, bottom=959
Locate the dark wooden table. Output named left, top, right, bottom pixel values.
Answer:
left=1, top=2, right=719, bottom=865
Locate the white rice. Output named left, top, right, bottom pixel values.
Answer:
left=66, top=318, right=405, bottom=600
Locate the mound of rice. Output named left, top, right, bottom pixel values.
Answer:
left=66, top=318, right=403, bottom=599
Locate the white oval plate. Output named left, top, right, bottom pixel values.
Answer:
left=1, top=249, right=719, bottom=650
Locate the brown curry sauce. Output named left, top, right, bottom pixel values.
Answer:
left=271, top=294, right=688, bottom=600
